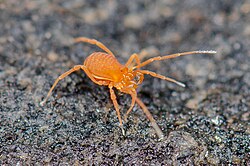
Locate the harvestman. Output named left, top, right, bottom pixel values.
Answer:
left=41, top=37, right=216, bottom=139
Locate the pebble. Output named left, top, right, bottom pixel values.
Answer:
left=47, top=51, right=59, bottom=62
left=123, top=13, right=145, bottom=29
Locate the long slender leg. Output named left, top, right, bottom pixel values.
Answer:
left=135, top=97, right=164, bottom=139
left=108, top=84, right=125, bottom=135
left=125, top=53, right=141, bottom=69
left=40, top=65, right=83, bottom=106
left=124, top=90, right=137, bottom=120
left=80, top=66, right=109, bottom=86
left=74, top=37, right=115, bottom=57
left=40, top=65, right=109, bottom=106
left=139, top=70, right=186, bottom=87
left=124, top=53, right=141, bottom=119
left=135, top=50, right=216, bottom=68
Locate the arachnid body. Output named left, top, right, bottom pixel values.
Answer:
left=40, top=37, right=216, bottom=139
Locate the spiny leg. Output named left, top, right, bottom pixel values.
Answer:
left=40, top=65, right=83, bottom=106
left=135, top=97, right=164, bottom=139
left=139, top=70, right=185, bottom=87
left=135, top=50, right=216, bottom=68
left=125, top=53, right=141, bottom=69
left=108, top=84, right=125, bottom=135
left=74, top=37, right=115, bottom=57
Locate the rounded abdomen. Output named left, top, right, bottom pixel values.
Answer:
left=84, top=52, right=124, bottom=81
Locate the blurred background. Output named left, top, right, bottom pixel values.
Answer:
left=0, top=0, right=249, bottom=165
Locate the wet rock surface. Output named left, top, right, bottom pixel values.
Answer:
left=0, top=0, right=249, bottom=165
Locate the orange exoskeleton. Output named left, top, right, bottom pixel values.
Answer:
left=40, top=37, right=216, bottom=139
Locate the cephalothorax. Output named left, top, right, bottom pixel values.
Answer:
left=40, top=37, right=216, bottom=139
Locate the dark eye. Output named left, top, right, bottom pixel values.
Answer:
left=120, top=67, right=128, bottom=73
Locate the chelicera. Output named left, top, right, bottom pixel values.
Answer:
left=40, top=37, right=216, bottom=139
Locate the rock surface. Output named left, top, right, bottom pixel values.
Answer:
left=0, top=0, right=249, bottom=165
